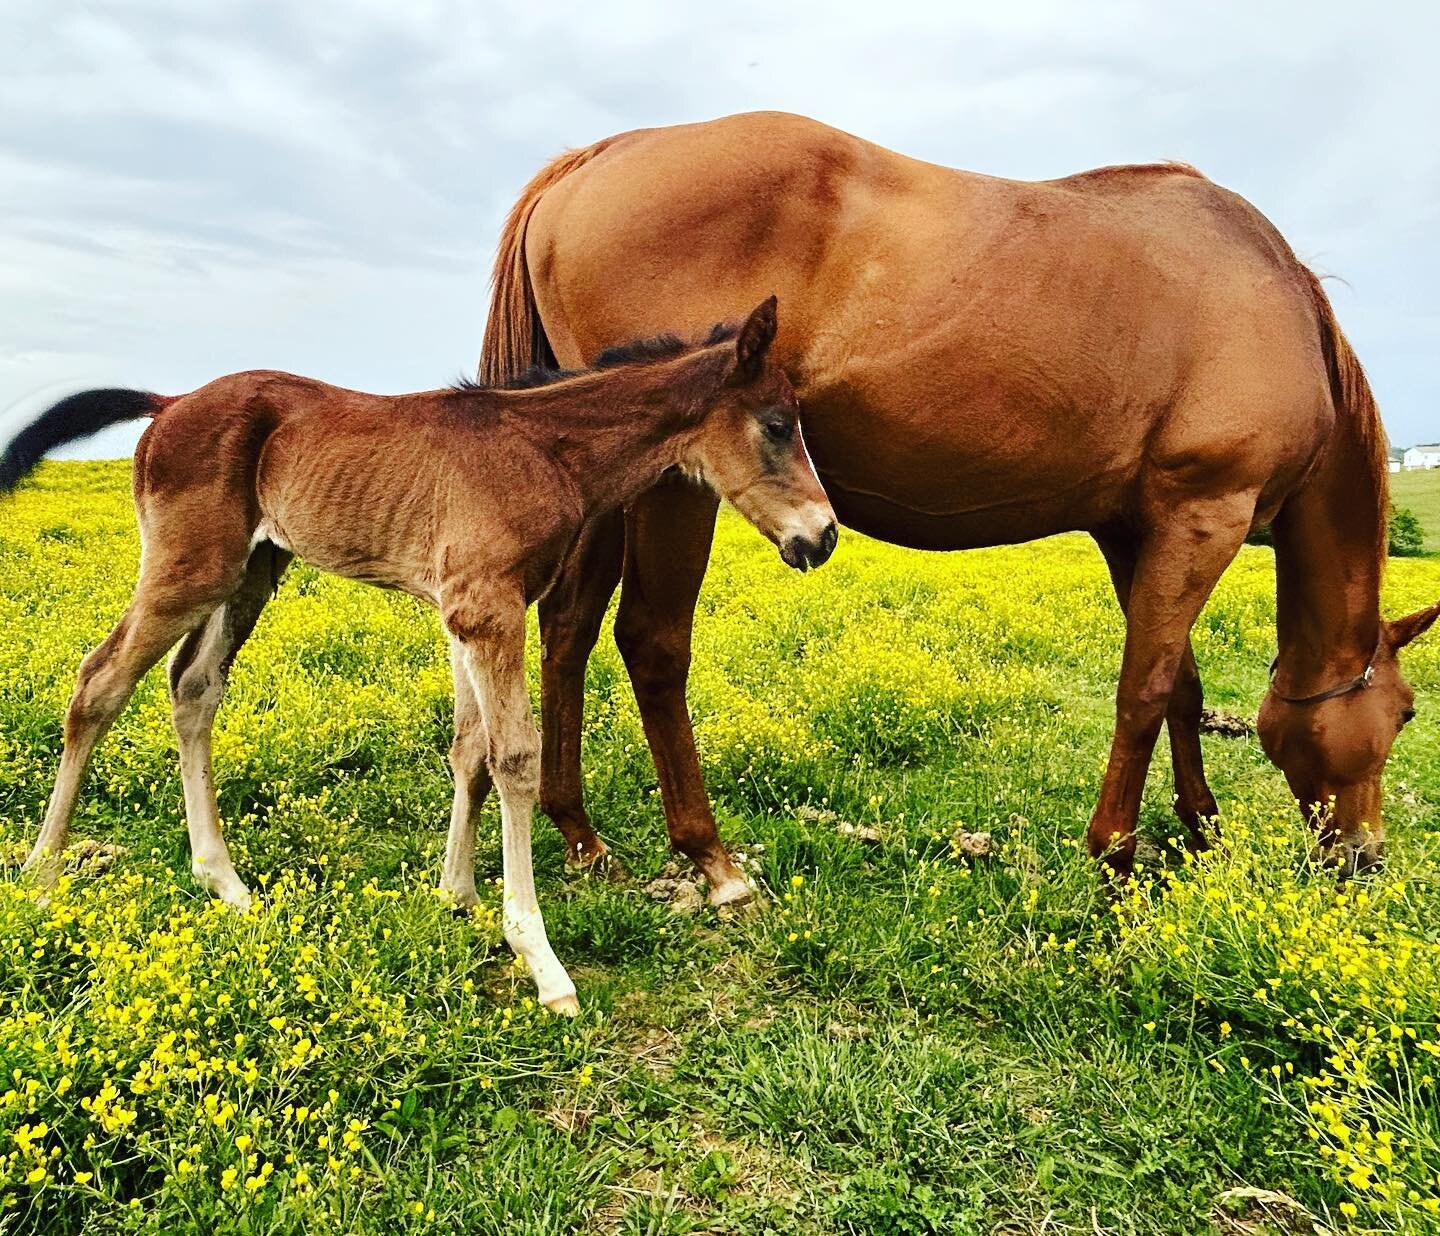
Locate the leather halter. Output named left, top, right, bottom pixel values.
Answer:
left=1268, top=638, right=1381, bottom=706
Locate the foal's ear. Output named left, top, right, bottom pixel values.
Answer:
left=1387, top=599, right=1440, bottom=651
left=733, top=296, right=779, bottom=382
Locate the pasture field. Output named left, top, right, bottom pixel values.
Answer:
left=2, top=460, right=1440, bottom=1236
left=1391, top=471, right=1440, bottom=553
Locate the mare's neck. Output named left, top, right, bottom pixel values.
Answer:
left=1271, top=422, right=1386, bottom=693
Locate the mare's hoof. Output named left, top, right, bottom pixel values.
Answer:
left=1312, top=840, right=1385, bottom=881
left=1096, top=852, right=1135, bottom=886
left=708, top=876, right=755, bottom=911
left=565, top=848, right=630, bottom=884
left=1183, top=826, right=1216, bottom=854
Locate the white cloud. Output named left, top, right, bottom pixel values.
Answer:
left=1, top=0, right=1436, bottom=449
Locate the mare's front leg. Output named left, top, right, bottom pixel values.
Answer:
left=1094, top=534, right=1219, bottom=849
left=614, top=478, right=750, bottom=907
left=1087, top=499, right=1254, bottom=876
left=447, top=588, right=578, bottom=1015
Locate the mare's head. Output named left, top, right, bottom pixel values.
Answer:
left=1257, top=601, right=1439, bottom=871
left=681, top=297, right=837, bottom=571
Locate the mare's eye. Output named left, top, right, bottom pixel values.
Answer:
left=763, top=418, right=793, bottom=443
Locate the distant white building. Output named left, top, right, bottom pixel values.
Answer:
left=1404, top=444, right=1440, bottom=470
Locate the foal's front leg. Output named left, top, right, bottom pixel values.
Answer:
left=440, top=635, right=492, bottom=909
left=449, top=596, right=578, bottom=1015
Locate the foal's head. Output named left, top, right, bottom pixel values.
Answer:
left=681, top=297, right=838, bottom=571
left=1258, top=601, right=1439, bottom=871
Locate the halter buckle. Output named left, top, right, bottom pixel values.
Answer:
left=1268, top=635, right=1382, bottom=706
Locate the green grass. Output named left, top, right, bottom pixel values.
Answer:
left=1391, top=469, right=1440, bottom=552
left=2, top=461, right=1439, bottom=1234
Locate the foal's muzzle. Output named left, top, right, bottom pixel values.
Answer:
left=781, top=521, right=838, bottom=572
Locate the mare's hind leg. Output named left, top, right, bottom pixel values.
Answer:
left=168, top=543, right=290, bottom=908
left=537, top=509, right=624, bottom=869
left=1087, top=499, right=1254, bottom=875
left=1094, top=534, right=1219, bottom=848
left=440, top=634, right=493, bottom=909
left=614, top=478, right=749, bottom=907
left=23, top=577, right=242, bottom=887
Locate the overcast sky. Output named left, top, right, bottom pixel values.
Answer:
left=3, top=0, right=1438, bottom=458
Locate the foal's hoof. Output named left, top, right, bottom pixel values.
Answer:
left=19, top=854, right=62, bottom=891
left=544, top=992, right=581, bottom=1018
left=439, top=885, right=481, bottom=915
left=219, top=885, right=254, bottom=912
left=194, top=865, right=254, bottom=911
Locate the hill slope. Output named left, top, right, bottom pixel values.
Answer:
left=1392, top=467, right=1440, bottom=551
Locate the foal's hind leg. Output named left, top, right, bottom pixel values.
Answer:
left=168, top=544, right=290, bottom=908
left=1095, top=534, right=1219, bottom=848
left=1087, top=499, right=1254, bottom=875
left=23, top=591, right=232, bottom=887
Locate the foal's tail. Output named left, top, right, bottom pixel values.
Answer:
left=0, top=389, right=171, bottom=492
left=478, top=138, right=617, bottom=385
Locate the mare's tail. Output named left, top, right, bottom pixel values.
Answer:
left=478, top=139, right=617, bottom=385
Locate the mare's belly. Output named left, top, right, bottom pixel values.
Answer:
left=801, top=391, right=1140, bottom=552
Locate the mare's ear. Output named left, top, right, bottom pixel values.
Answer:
left=732, top=296, right=779, bottom=382
left=1387, top=599, right=1440, bottom=651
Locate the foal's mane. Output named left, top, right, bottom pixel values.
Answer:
left=451, top=321, right=740, bottom=396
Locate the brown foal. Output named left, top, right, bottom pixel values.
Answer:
left=4, top=297, right=837, bottom=1013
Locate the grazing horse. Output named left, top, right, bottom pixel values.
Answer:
left=5, top=298, right=837, bottom=1012
left=480, top=111, right=1438, bottom=890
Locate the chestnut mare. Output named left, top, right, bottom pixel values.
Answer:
left=480, top=111, right=1438, bottom=891
left=7, top=298, right=837, bottom=1012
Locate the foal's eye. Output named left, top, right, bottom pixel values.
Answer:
left=763, top=418, right=793, bottom=443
